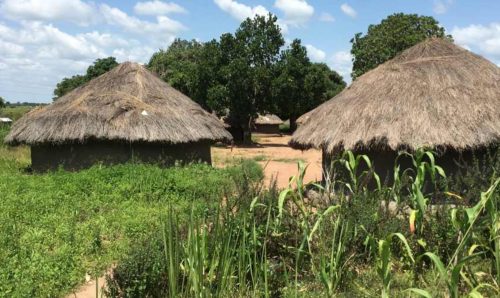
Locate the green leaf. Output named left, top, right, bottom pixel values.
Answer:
left=405, top=288, right=432, bottom=298
left=278, top=188, right=293, bottom=219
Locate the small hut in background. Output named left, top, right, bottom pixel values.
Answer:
left=5, top=62, right=232, bottom=171
left=253, top=114, right=283, bottom=134
left=290, top=38, right=500, bottom=183
left=0, top=117, right=13, bottom=127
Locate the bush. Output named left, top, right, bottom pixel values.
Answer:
left=105, top=236, right=169, bottom=298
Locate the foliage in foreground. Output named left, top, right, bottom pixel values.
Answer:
left=105, top=150, right=499, bottom=297
left=0, top=153, right=262, bottom=297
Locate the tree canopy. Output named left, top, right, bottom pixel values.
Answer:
left=148, top=14, right=285, bottom=142
left=53, top=57, right=118, bottom=100
left=0, top=96, right=5, bottom=110
left=148, top=14, right=345, bottom=141
left=148, top=39, right=203, bottom=104
left=272, top=40, right=345, bottom=130
left=350, top=13, right=450, bottom=79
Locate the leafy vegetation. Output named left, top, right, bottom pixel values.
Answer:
left=0, top=135, right=263, bottom=297
left=53, top=57, right=119, bottom=100
left=104, top=151, right=499, bottom=297
left=0, top=104, right=37, bottom=121
left=350, top=13, right=450, bottom=79
left=148, top=14, right=345, bottom=140
left=272, top=39, right=345, bottom=131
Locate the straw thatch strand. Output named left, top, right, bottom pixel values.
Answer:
left=290, top=38, right=500, bottom=153
left=6, top=62, right=232, bottom=145
left=295, top=110, right=313, bottom=126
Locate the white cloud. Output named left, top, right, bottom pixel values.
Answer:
left=274, top=0, right=314, bottom=27
left=328, top=51, right=353, bottom=82
left=0, top=15, right=179, bottom=101
left=0, top=0, right=96, bottom=26
left=276, top=19, right=289, bottom=34
left=0, top=41, right=25, bottom=56
left=100, top=4, right=186, bottom=36
left=451, top=23, right=500, bottom=62
left=340, top=3, right=356, bottom=18
left=213, top=0, right=268, bottom=21
left=134, top=1, right=186, bottom=15
left=305, top=44, right=326, bottom=62
left=433, top=0, right=453, bottom=15
left=319, top=12, right=335, bottom=23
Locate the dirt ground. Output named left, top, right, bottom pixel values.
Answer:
left=212, top=133, right=323, bottom=188
left=70, top=133, right=322, bottom=297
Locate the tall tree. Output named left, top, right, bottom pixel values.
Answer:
left=53, top=57, right=118, bottom=100
left=224, top=13, right=285, bottom=142
left=53, top=75, right=87, bottom=99
left=272, top=39, right=310, bottom=131
left=85, top=57, right=119, bottom=79
left=273, top=41, right=346, bottom=131
left=350, top=13, right=449, bottom=79
left=0, top=96, right=5, bottom=110
left=304, top=63, right=345, bottom=109
left=148, top=39, right=203, bottom=104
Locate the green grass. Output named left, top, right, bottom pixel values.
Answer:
left=0, top=105, right=37, bottom=121
left=0, top=152, right=254, bottom=297
left=1, top=124, right=498, bottom=297
left=103, top=154, right=499, bottom=298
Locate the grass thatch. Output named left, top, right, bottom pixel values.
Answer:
left=6, top=62, right=232, bottom=145
left=254, top=114, right=283, bottom=125
left=290, top=38, right=500, bottom=153
left=295, top=110, right=313, bottom=126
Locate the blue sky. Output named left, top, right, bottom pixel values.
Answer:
left=1, top=0, right=499, bottom=103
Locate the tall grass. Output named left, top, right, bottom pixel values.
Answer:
left=105, top=149, right=499, bottom=297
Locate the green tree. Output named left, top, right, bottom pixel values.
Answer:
left=85, top=57, right=119, bottom=79
left=304, top=63, right=345, bottom=110
left=350, top=13, right=449, bottom=79
left=273, top=40, right=346, bottom=131
left=272, top=39, right=310, bottom=131
left=53, top=75, right=87, bottom=99
left=53, top=57, right=118, bottom=100
left=148, top=39, right=203, bottom=103
left=148, top=14, right=285, bottom=143
left=0, top=96, right=5, bottom=110
left=223, top=13, right=285, bottom=142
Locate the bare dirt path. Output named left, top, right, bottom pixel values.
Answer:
left=212, top=133, right=322, bottom=188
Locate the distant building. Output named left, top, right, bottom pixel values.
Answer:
left=253, top=114, right=283, bottom=134
left=5, top=62, right=232, bottom=171
left=0, top=117, right=13, bottom=126
left=291, top=38, right=500, bottom=183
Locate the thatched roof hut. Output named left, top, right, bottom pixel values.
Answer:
left=6, top=62, right=232, bottom=171
left=290, top=38, right=500, bottom=182
left=253, top=114, right=283, bottom=134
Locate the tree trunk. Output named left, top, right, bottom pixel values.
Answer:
left=228, top=124, right=252, bottom=144
left=289, top=114, right=298, bottom=132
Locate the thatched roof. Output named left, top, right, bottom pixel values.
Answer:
left=290, top=38, right=500, bottom=153
left=296, top=110, right=313, bottom=126
left=255, top=114, right=283, bottom=125
left=6, top=62, right=232, bottom=145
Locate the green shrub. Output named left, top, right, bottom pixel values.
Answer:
left=105, top=235, right=170, bottom=298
